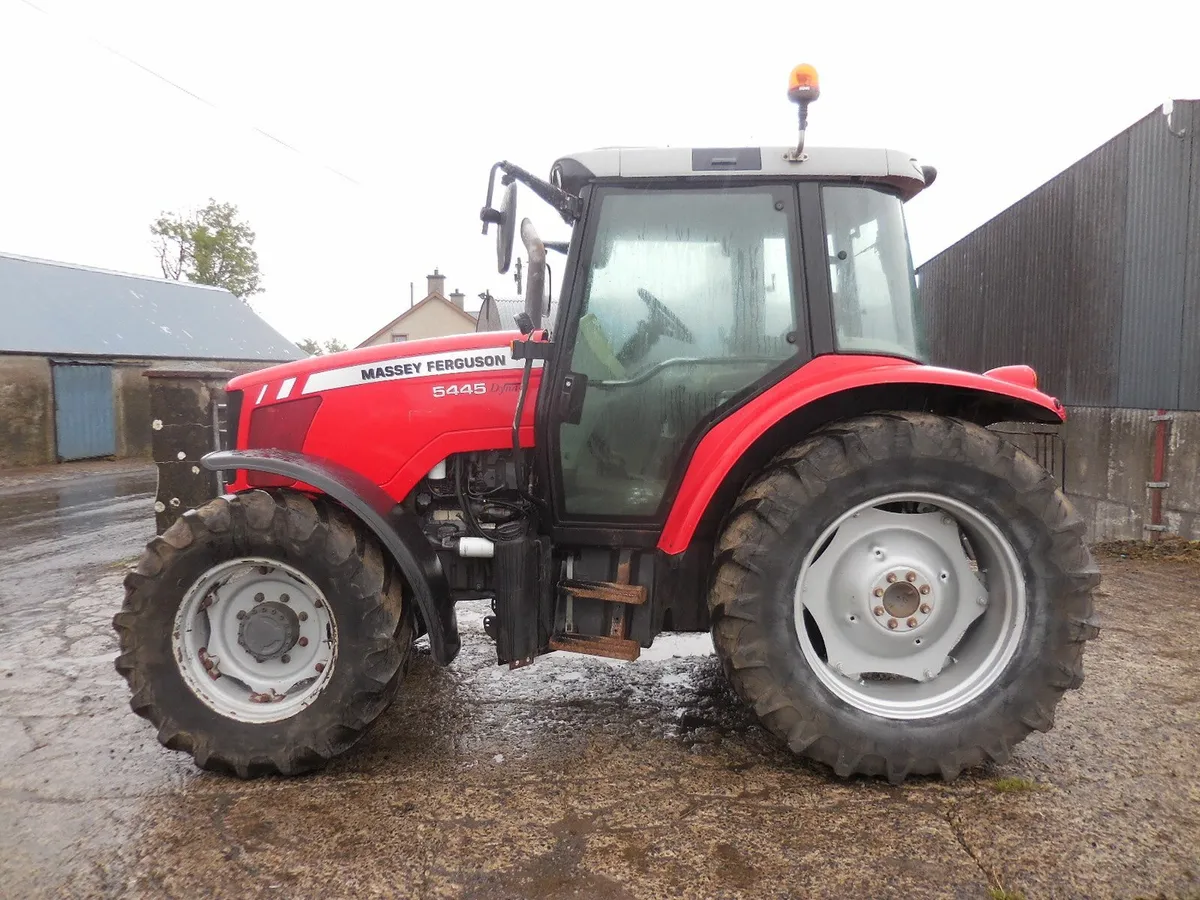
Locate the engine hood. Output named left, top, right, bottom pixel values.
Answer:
left=227, top=330, right=524, bottom=396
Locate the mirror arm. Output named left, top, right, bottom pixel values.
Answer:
left=480, top=163, right=505, bottom=235
left=497, top=160, right=582, bottom=224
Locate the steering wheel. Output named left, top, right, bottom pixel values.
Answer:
left=637, top=288, right=695, bottom=344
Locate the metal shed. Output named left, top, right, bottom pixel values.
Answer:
left=0, top=252, right=304, bottom=467
left=917, top=99, right=1200, bottom=411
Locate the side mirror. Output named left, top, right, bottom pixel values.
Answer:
left=496, top=182, right=517, bottom=275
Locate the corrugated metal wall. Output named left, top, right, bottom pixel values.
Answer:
left=1180, top=111, right=1200, bottom=411
left=918, top=100, right=1199, bottom=410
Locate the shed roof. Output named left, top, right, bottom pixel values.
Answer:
left=0, top=252, right=304, bottom=362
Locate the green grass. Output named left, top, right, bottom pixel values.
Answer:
left=988, top=889, right=1025, bottom=900
left=990, top=776, right=1043, bottom=794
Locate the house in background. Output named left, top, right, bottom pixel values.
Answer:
left=0, top=251, right=303, bottom=469
left=917, top=99, right=1200, bottom=541
left=357, top=269, right=478, bottom=347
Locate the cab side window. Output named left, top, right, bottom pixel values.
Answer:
left=559, top=186, right=801, bottom=517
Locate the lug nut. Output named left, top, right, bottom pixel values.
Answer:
left=906, top=571, right=917, bottom=583
left=315, top=662, right=325, bottom=673
left=977, top=597, right=988, bottom=607
left=298, top=637, right=309, bottom=647
left=280, top=654, right=291, bottom=664
left=920, top=603, right=932, bottom=614
left=280, top=593, right=290, bottom=603
left=887, top=618, right=898, bottom=630
left=314, top=599, right=324, bottom=608
left=919, top=584, right=931, bottom=595
left=254, top=592, right=264, bottom=603
left=873, top=587, right=884, bottom=598
left=942, top=516, right=953, bottom=526
left=236, top=610, right=248, bottom=620
left=873, top=606, right=885, bottom=617
left=907, top=617, right=918, bottom=629
left=886, top=573, right=897, bottom=583
left=299, top=611, right=309, bottom=622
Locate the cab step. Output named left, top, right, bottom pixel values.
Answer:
left=547, top=632, right=641, bottom=661
left=559, top=578, right=647, bottom=605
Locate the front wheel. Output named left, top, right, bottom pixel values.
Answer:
left=113, top=489, right=413, bottom=778
left=709, top=412, right=1100, bottom=783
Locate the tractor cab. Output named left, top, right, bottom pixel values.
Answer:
left=480, top=65, right=936, bottom=522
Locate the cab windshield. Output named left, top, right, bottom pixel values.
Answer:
left=823, top=186, right=925, bottom=361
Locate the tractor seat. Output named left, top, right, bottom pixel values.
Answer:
left=574, top=313, right=626, bottom=382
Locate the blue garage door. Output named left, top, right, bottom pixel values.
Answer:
left=52, top=363, right=116, bottom=461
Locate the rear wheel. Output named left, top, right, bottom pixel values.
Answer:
left=709, top=412, right=1100, bottom=783
left=113, top=489, right=413, bottom=777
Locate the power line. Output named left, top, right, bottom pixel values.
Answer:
left=13, top=0, right=363, bottom=186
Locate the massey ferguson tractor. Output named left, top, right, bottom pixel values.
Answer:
left=114, top=65, right=1099, bottom=783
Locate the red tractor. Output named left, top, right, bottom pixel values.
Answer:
left=115, top=66, right=1099, bottom=782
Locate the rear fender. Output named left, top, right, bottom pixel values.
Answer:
left=202, top=448, right=459, bottom=665
left=658, top=355, right=1066, bottom=555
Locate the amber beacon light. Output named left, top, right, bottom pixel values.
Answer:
left=787, top=64, right=820, bottom=102
left=785, top=63, right=820, bottom=162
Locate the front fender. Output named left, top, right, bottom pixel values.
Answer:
left=202, top=448, right=459, bottom=666
left=658, top=354, right=1066, bottom=555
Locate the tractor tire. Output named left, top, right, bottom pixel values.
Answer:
left=113, top=489, right=414, bottom=778
left=709, top=412, right=1099, bottom=783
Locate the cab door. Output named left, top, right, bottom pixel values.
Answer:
left=540, top=182, right=810, bottom=532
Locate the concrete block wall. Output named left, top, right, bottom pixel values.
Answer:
left=1063, top=407, right=1199, bottom=541
left=997, top=407, right=1200, bottom=542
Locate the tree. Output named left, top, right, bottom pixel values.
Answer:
left=151, top=199, right=263, bottom=301
left=298, top=338, right=349, bottom=356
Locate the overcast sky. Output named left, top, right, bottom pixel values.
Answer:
left=0, top=0, right=1196, bottom=349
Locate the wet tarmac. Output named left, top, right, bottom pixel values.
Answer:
left=1, top=465, right=1198, bottom=899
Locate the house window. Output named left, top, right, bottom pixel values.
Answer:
left=391, top=333, right=408, bottom=343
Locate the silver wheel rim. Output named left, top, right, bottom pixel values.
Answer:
left=794, top=492, right=1026, bottom=720
left=172, top=557, right=338, bottom=724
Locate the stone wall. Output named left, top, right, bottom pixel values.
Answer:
left=145, top=366, right=234, bottom=534
left=0, top=354, right=274, bottom=469
left=0, top=355, right=54, bottom=468
left=112, top=359, right=264, bottom=464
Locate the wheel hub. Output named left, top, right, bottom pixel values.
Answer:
left=871, top=567, right=935, bottom=630
left=238, top=601, right=300, bottom=662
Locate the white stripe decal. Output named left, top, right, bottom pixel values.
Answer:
left=255, top=384, right=268, bottom=405
left=302, top=347, right=542, bottom=395
left=277, top=377, right=296, bottom=400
